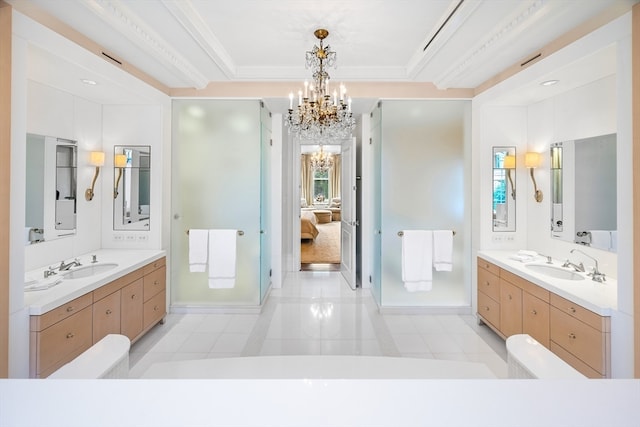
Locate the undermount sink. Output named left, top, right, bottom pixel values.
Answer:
left=525, top=264, right=585, bottom=281
left=62, top=263, right=118, bottom=280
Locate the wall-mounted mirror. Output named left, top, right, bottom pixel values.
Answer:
left=25, top=134, right=77, bottom=245
left=550, top=133, right=616, bottom=252
left=492, top=146, right=516, bottom=232
left=113, top=145, right=150, bottom=231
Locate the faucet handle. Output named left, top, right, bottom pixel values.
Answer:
left=92, top=254, right=98, bottom=263
left=74, top=258, right=82, bottom=266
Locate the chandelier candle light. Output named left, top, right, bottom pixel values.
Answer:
left=286, top=29, right=355, bottom=141
left=309, top=146, right=334, bottom=172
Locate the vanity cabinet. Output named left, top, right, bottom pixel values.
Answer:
left=549, top=294, right=610, bottom=378
left=476, top=257, right=609, bottom=378
left=29, top=257, right=166, bottom=378
left=29, top=294, right=93, bottom=378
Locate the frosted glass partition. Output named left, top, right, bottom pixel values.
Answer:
left=259, top=104, right=272, bottom=301
left=370, top=104, right=382, bottom=306
left=171, top=100, right=264, bottom=307
left=380, top=100, right=468, bottom=307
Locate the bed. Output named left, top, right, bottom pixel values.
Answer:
left=301, top=210, right=319, bottom=240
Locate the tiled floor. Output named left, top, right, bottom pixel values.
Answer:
left=129, top=271, right=507, bottom=378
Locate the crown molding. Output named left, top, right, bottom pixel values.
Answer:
left=160, top=0, right=236, bottom=79
left=406, top=0, right=481, bottom=80
left=81, top=0, right=209, bottom=88
left=433, top=0, right=546, bottom=89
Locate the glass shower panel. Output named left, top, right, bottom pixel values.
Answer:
left=171, top=99, right=262, bottom=307
left=259, top=103, right=272, bottom=303
left=370, top=103, right=382, bottom=306
left=380, top=100, right=468, bottom=307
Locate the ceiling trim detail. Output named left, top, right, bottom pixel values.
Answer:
left=160, top=0, right=236, bottom=80
left=433, top=0, right=546, bottom=89
left=406, top=0, right=481, bottom=80
left=81, top=0, right=209, bottom=88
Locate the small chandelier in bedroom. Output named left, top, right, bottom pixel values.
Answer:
left=309, top=146, right=334, bottom=172
left=285, top=29, right=355, bottom=141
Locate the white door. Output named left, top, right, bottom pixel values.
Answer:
left=341, top=137, right=357, bottom=289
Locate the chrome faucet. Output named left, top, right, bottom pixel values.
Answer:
left=59, top=258, right=81, bottom=271
left=562, top=259, right=585, bottom=272
left=570, top=249, right=605, bottom=282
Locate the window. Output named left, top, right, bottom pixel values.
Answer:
left=313, top=169, right=329, bottom=202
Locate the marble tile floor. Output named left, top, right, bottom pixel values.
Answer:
left=129, top=271, right=507, bottom=378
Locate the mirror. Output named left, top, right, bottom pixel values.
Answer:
left=550, top=133, right=616, bottom=252
left=113, top=145, right=151, bottom=231
left=492, top=147, right=516, bottom=232
left=25, top=134, right=77, bottom=245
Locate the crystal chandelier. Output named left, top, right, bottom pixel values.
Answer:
left=309, top=146, right=334, bottom=172
left=286, top=29, right=355, bottom=141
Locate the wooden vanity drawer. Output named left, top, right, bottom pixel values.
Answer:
left=477, top=291, right=500, bottom=330
left=30, top=293, right=93, bottom=332
left=522, top=291, right=550, bottom=348
left=478, top=267, right=500, bottom=302
left=33, top=305, right=93, bottom=378
left=143, top=257, right=166, bottom=275
left=143, top=265, right=166, bottom=301
left=93, top=290, right=121, bottom=344
left=550, top=293, right=609, bottom=332
left=500, top=268, right=550, bottom=302
left=477, top=258, right=500, bottom=277
left=550, top=306, right=607, bottom=376
left=143, top=290, right=166, bottom=329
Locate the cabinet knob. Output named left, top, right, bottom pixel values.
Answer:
left=568, top=333, right=576, bottom=340
left=484, top=306, right=490, bottom=311
left=66, top=332, right=74, bottom=339
left=569, top=307, right=576, bottom=313
left=131, top=294, right=136, bottom=299
left=154, top=305, right=159, bottom=311
left=484, top=281, right=490, bottom=286
left=531, top=309, right=537, bottom=315
left=154, top=280, right=159, bottom=285
left=106, top=309, right=112, bottom=315
left=508, top=294, right=512, bottom=300
left=66, top=306, right=74, bottom=313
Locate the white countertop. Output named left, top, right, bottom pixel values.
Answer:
left=477, top=250, right=617, bottom=316
left=24, top=249, right=166, bottom=315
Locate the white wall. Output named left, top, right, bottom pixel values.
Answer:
left=473, top=13, right=633, bottom=377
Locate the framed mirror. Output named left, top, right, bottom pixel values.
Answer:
left=492, top=147, right=516, bottom=232
left=550, top=133, right=616, bottom=252
left=113, top=145, right=151, bottom=231
left=25, top=134, right=77, bottom=245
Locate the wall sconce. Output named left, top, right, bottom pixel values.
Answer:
left=113, top=154, right=127, bottom=198
left=85, top=151, right=104, bottom=201
left=503, top=154, right=516, bottom=200
left=525, top=152, right=543, bottom=202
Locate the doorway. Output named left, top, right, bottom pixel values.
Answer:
left=300, top=145, right=342, bottom=271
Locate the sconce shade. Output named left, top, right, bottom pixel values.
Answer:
left=503, top=155, right=516, bottom=169
left=115, top=154, right=128, bottom=168
left=86, top=151, right=104, bottom=201
left=89, top=151, right=105, bottom=167
left=525, top=152, right=541, bottom=168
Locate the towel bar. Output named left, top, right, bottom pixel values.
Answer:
left=397, top=230, right=456, bottom=237
left=186, top=230, right=244, bottom=236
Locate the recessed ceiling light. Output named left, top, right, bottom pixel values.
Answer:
left=540, top=79, right=559, bottom=86
left=81, top=79, right=98, bottom=85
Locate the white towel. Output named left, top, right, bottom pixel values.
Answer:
left=401, top=230, right=433, bottom=292
left=188, top=229, right=209, bottom=272
left=208, top=229, right=237, bottom=289
left=433, top=230, right=454, bottom=272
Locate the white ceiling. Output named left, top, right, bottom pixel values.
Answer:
left=9, top=0, right=637, bottom=110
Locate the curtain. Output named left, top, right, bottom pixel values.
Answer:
left=329, top=154, right=341, bottom=201
left=300, top=154, right=313, bottom=206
